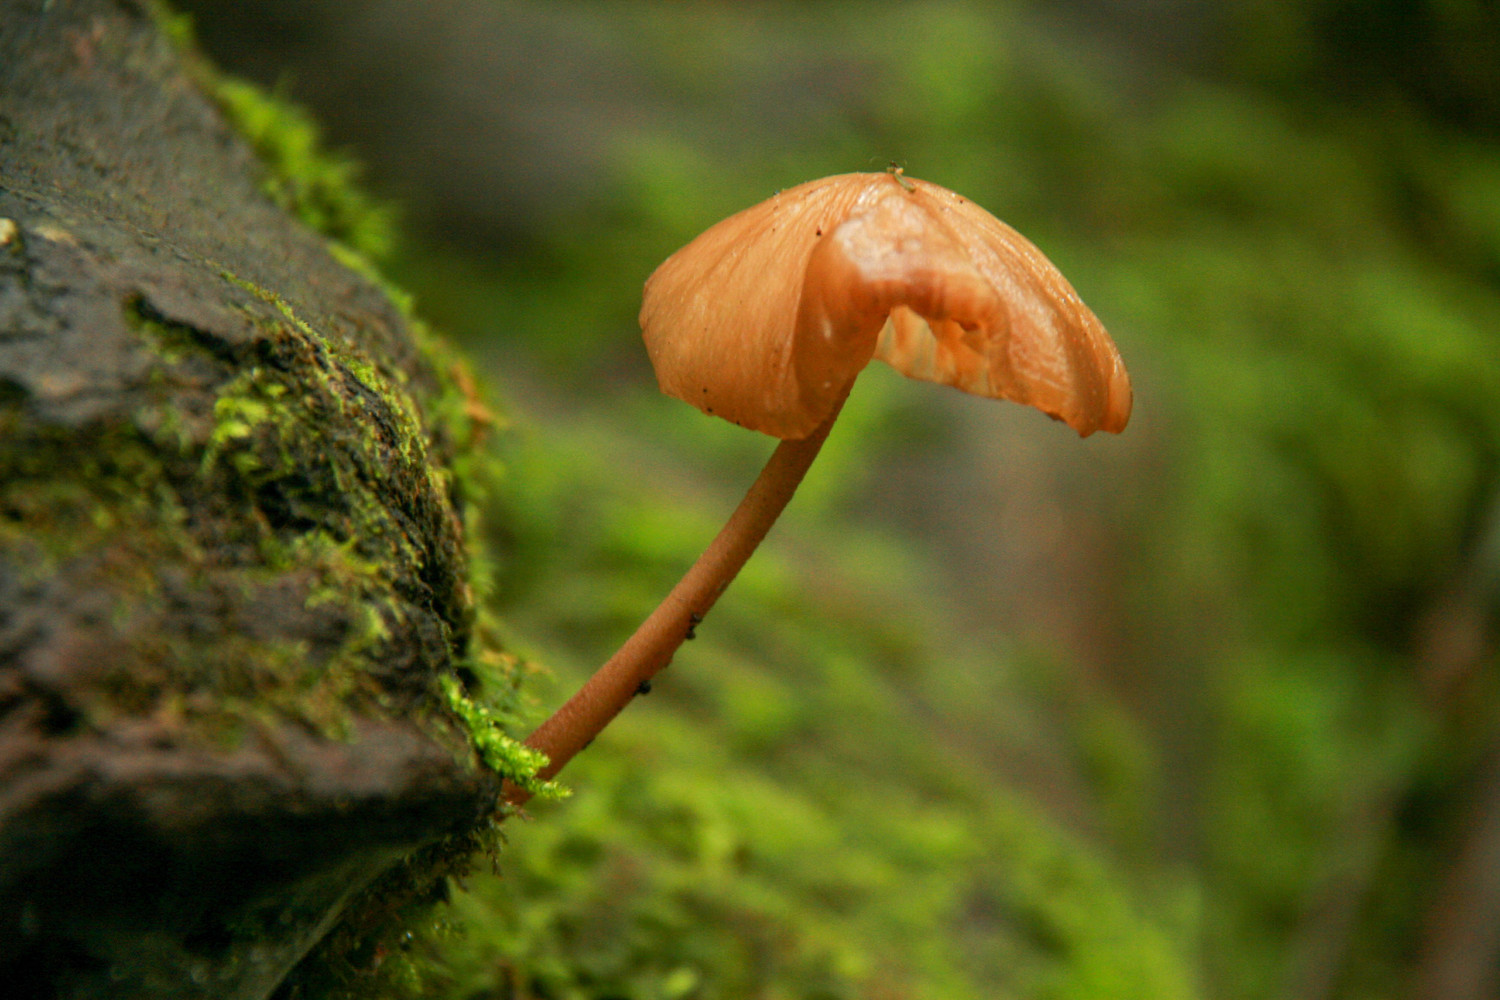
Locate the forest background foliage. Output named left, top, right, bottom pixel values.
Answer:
left=176, top=2, right=1500, bottom=998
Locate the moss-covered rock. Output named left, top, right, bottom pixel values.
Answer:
left=0, top=2, right=535, bottom=996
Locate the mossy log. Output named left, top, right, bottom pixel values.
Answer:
left=0, top=2, right=513, bottom=996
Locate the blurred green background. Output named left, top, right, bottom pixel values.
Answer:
left=177, top=2, right=1500, bottom=998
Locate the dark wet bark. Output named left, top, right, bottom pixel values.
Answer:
left=0, top=2, right=499, bottom=997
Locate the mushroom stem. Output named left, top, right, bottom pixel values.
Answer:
left=507, top=391, right=850, bottom=806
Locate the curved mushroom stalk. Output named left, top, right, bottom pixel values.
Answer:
left=512, top=170, right=1132, bottom=805
left=507, top=392, right=847, bottom=806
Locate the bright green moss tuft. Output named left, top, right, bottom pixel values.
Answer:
left=438, top=674, right=565, bottom=802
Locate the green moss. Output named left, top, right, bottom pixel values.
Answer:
left=210, top=78, right=396, bottom=262
left=7, top=252, right=547, bottom=804
left=0, top=423, right=180, bottom=567
left=0, top=419, right=343, bottom=741
left=375, top=275, right=567, bottom=803
left=149, top=15, right=551, bottom=775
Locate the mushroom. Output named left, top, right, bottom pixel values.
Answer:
left=509, top=169, right=1130, bottom=805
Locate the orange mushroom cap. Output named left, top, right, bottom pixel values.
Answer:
left=640, top=171, right=1132, bottom=439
